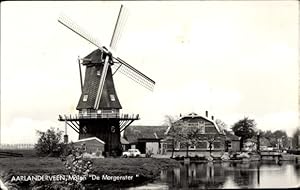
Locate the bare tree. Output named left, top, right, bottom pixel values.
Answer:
left=215, top=119, right=227, bottom=132
left=164, top=115, right=180, bottom=158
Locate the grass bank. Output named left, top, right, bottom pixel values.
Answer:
left=0, top=157, right=180, bottom=189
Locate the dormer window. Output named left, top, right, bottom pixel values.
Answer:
left=83, top=95, right=88, bottom=102
left=110, top=94, right=116, bottom=101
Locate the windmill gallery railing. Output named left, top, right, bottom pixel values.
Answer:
left=58, top=113, right=140, bottom=121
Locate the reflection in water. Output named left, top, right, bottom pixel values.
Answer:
left=147, top=161, right=300, bottom=189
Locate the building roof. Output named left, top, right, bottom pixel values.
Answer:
left=74, top=137, right=105, bottom=144
left=260, top=137, right=271, bottom=147
left=166, top=112, right=225, bottom=135
left=224, top=130, right=240, bottom=141
left=76, top=49, right=122, bottom=110
left=124, top=125, right=168, bottom=143
left=120, top=137, right=129, bottom=144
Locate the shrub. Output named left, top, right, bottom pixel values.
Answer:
left=287, top=149, right=300, bottom=155
left=34, top=128, right=65, bottom=157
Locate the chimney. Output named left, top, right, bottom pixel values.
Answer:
left=64, top=135, right=69, bottom=144
left=211, top=115, right=214, bottom=120
left=205, top=111, right=208, bottom=117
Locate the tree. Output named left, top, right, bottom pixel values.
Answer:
left=181, top=126, right=201, bottom=157
left=215, top=119, right=227, bottom=132
left=195, top=133, right=219, bottom=155
left=165, top=115, right=199, bottom=158
left=164, top=115, right=180, bottom=158
left=292, top=127, right=300, bottom=149
left=35, top=127, right=65, bottom=157
left=260, top=129, right=289, bottom=149
left=260, top=130, right=277, bottom=147
left=272, top=130, right=288, bottom=149
left=167, top=122, right=182, bottom=158
left=231, top=117, right=257, bottom=151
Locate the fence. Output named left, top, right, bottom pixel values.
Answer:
left=59, top=113, right=140, bottom=121
left=0, top=144, right=34, bottom=150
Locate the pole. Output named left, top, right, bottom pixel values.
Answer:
left=78, top=56, right=84, bottom=93
left=257, top=133, right=260, bottom=152
left=65, top=120, right=68, bottom=135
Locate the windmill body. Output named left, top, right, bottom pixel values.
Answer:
left=77, top=49, right=122, bottom=113
left=57, top=6, right=155, bottom=156
left=76, top=49, right=124, bottom=154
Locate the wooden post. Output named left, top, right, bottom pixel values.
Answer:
left=78, top=56, right=84, bottom=93
left=0, top=119, right=1, bottom=146
left=64, top=120, right=69, bottom=144
left=257, top=133, right=260, bottom=152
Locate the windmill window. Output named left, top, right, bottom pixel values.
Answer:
left=83, top=95, right=88, bottom=102
left=228, top=142, right=232, bottom=148
left=97, top=70, right=101, bottom=76
left=110, top=94, right=116, bottom=101
left=82, top=109, right=88, bottom=116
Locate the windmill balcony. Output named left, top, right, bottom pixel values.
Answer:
left=58, top=113, right=140, bottom=121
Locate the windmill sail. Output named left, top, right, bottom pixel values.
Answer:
left=94, top=4, right=127, bottom=110
left=110, top=5, right=129, bottom=50
left=58, top=14, right=108, bottom=53
left=58, top=12, right=155, bottom=92
left=113, top=57, right=155, bottom=91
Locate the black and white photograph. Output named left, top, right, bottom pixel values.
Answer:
left=1, top=1, right=299, bottom=189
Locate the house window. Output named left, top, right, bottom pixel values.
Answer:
left=97, top=70, right=101, bottom=76
left=166, top=143, right=173, bottom=149
left=83, top=95, right=88, bottom=102
left=207, top=142, right=214, bottom=150
left=199, top=123, right=205, bottom=134
left=196, top=141, right=207, bottom=149
left=180, top=143, right=186, bottom=149
left=110, top=94, right=116, bottom=101
left=205, top=126, right=216, bottom=133
left=189, top=145, right=196, bottom=150
left=213, top=141, right=221, bottom=149
left=111, top=126, right=116, bottom=133
left=175, top=141, right=180, bottom=150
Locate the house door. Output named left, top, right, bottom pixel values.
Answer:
left=137, top=142, right=146, bottom=154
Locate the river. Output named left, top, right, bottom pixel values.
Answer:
left=127, top=161, right=300, bottom=189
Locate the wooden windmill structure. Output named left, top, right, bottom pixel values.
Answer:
left=58, top=5, right=155, bottom=155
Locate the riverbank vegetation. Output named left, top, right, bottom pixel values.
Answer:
left=0, top=157, right=180, bottom=189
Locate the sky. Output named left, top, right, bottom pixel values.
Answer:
left=1, top=1, right=299, bottom=144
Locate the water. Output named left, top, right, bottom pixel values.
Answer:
left=128, top=161, right=300, bottom=189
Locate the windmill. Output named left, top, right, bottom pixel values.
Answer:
left=58, top=5, right=155, bottom=156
